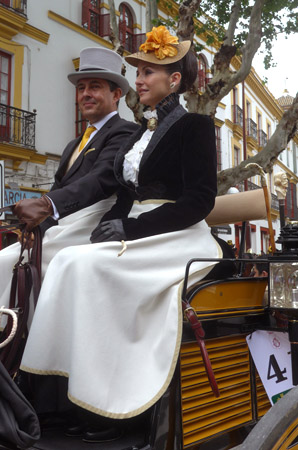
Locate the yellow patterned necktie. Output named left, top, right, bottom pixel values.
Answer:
left=78, top=126, right=97, bottom=152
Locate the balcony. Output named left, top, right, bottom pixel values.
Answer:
left=238, top=180, right=261, bottom=192
left=258, top=129, right=267, bottom=147
left=82, top=0, right=111, bottom=38
left=232, top=105, right=243, bottom=126
left=246, top=118, right=257, bottom=141
left=0, top=0, right=27, bottom=17
left=0, top=103, right=36, bottom=149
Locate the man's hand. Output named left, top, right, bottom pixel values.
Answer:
left=90, top=219, right=126, bottom=243
left=18, top=231, right=35, bottom=249
left=13, top=196, right=53, bottom=231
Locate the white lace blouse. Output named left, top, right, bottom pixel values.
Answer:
left=123, top=110, right=157, bottom=186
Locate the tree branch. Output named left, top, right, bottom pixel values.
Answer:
left=224, top=0, right=241, bottom=46
left=236, top=0, right=265, bottom=81
left=177, top=0, right=202, bottom=41
left=217, top=93, right=298, bottom=195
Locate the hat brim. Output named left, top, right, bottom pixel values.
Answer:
left=125, top=41, right=191, bottom=67
left=67, top=70, right=130, bottom=97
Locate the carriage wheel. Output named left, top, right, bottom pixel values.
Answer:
left=237, top=385, right=298, bottom=449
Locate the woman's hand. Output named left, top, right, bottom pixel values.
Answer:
left=90, top=219, right=126, bottom=243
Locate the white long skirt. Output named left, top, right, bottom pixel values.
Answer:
left=0, top=197, right=116, bottom=311
left=21, top=201, right=222, bottom=419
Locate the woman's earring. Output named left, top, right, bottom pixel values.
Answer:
left=170, top=82, right=176, bottom=89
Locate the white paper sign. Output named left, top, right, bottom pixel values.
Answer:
left=247, top=330, right=294, bottom=404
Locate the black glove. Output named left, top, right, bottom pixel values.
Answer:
left=90, top=219, right=126, bottom=243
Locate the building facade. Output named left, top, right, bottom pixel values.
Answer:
left=0, top=0, right=297, bottom=253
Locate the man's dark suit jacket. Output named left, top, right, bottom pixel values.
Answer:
left=40, top=114, right=138, bottom=234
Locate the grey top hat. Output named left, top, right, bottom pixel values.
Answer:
left=68, top=47, right=130, bottom=97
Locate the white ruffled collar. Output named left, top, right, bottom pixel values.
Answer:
left=143, top=109, right=158, bottom=120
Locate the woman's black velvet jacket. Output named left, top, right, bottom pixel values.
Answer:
left=101, top=95, right=217, bottom=241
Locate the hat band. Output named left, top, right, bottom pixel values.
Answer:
left=80, top=68, right=105, bottom=72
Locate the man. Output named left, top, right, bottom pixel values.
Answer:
left=252, top=260, right=269, bottom=277
left=0, top=47, right=138, bottom=305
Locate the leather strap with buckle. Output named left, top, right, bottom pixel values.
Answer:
left=182, top=299, right=220, bottom=397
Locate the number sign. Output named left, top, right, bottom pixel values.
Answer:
left=247, top=330, right=294, bottom=404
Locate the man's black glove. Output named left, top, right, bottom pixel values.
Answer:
left=90, top=219, right=126, bottom=243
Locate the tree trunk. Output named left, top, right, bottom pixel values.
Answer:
left=107, top=0, right=124, bottom=55
left=146, top=0, right=158, bottom=32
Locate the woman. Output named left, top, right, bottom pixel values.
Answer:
left=20, top=27, right=222, bottom=423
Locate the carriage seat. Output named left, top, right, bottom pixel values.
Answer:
left=203, top=189, right=269, bottom=281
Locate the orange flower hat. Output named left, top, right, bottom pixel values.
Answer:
left=125, top=26, right=191, bottom=67
left=140, top=26, right=179, bottom=60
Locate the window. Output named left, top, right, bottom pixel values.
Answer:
left=287, top=146, right=290, bottom=167
left=246, top=101, right=251, bottom=120
left=82, top=0, right=110, bottom=38
left=119, top=3, right=133, bottom=53
left=232, top=87, right=242, bottom=125
left=234, top=145, right=240, bottom=167
left=233, top=87, right=238, bottom=106
left=198, top=54, right=208, bottom=92
left=0, top=51, right=11, bottom=141
left=294, top=141, right=298, bottom=175
left=285, top=182, right=295, bottom=219
left=260, top=228, right=269, bottom=253
left=0, top=51, right=11, bottom=106
left=257, top=113, right=262, bottom=145
left=267, top=123, right=271, bottom=139
left=215, top=126, right=221, bottom=171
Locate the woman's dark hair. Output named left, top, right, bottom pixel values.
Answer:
left=163, top=49, right=198, bottom=94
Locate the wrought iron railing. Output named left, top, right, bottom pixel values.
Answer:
left=246, top=118, right=257, bottom=140
left=238, top=180, right=259, bottom=192
left=232, top=105, right=243, bottom=126
left=0, top=103, right=36, bottom=149
left=258, top=129, right=267, bottom=147
left=0, top=0, right=27, bottom=16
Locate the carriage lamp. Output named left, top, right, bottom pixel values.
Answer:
left=270, top=262, right=298, bottom=309
left=269, top=222, right=298, bottom=385
left=270, top=223, right=298, bottom=311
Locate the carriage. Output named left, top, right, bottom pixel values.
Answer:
left=1, top=187, right=298, bottom=450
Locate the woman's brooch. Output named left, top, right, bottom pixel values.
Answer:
left=147, top=117, right=158, bottom=131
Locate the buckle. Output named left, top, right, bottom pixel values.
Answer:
left=184, top=306, right=196, bottom=320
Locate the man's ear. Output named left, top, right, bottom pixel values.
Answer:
left=113, top=87, right=122, bottom=103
